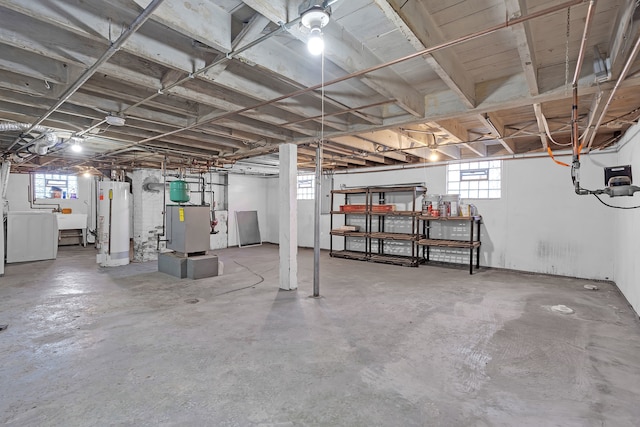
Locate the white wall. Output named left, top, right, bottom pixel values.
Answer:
left=131, top=169, right=232, bottom=260
left=266, top=156, right=617, bottom=280
left=0, top=164, right=4, bottom=276
left=613, top=122, right=640, bottom=314
left=497, top=154, right=615, bottom=278
left=5, top=172, right=96, bottom=243
left=5, top=173, right=93, bottom=214
left=227, top=174, right=270, bottom=247
left=265, top=177, right=279, bottom=244
left=131, top=169, right=165, bottom=261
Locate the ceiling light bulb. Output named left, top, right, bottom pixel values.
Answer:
left=83, top=172, right=91, bottom=178
left=308, top=28, right=324, bottom=55
left=429, top=151, right=439, bottom=162
left=71, top=142, right=82, bottom=153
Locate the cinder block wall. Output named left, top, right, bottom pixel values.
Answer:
left=132, top=169, right=165, bottom=262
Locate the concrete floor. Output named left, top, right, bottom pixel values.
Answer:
left=1, top=244, right=640, bottom=426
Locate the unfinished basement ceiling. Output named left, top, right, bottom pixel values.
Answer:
left=0, top=0, right=639, bottom=173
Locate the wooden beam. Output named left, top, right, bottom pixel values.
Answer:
left=330, top=135, right=408, bottom=162
left=382, top=0, right=476, bottom=108
left=608, top=0, right=640, bottom=78
left=476, top=113, right=515, bottom=155
left=327, top=141, right=392, bottom=164
left=0, top=44, right=74, bottom=85
left=243, top=0, right=289, bottom=25
left=582, top=0, right=639, bottom=149
left=431, top=119, right=486, bottom=157
left=0, top=0, right=213, bottom=75
left=359, top=129, right=433, bottom=160
left=504, top=0, right=539, bottom=96
left=398, top=128, right=460, bottom=160
left=0, top=69, right=65, bottom=99
left=321, top=25, right=424, bottom=117
left=533, top=103, right=549, bottom=150
left=132, top=0, right=231, bottom=52
left=299, top=146, right=367, bottom=166
left=245, top=1, right=424, bottom=117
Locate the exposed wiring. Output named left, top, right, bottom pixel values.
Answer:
left=578, top=89, right=602, bottom=141
left=540, top=110, right=572, bottom=147
left=547, top=146, right=570, bottom=167
left=602, top=106, right=640, bottom=128
left=593, top=194, right=640, bottom=209
left=213, top=260, right=266, bottom=296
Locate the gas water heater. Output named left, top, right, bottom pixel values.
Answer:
left=96, top=181, right=130, bottom=267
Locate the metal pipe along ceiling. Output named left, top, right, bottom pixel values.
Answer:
left=571, top=0, right=597, bottom=157
left=586, top=32, right=640, bottom=151
left=70, top=15, right=305, bottom=168
left=2, top=0, right=167, bottom=155
left=105, top=0, right=585, bottom=156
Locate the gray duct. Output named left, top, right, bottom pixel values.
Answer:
left=1, top=161, right=10, bottom=200
left=0, top=122, right=58, bottom=155
left=0, top=121, right=50, bottom=134
left=32, top=132, right=59, bottom=155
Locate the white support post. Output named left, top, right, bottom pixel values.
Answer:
left=0, top=162, right=7, bottom=277
left=279, top=143, right=297, bottom=290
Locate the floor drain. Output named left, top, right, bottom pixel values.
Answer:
left=551, top=304, right=574, bottom=314
left=185, top=298, right=199, bottom=304
left=584, top=284, right=599, bottom=291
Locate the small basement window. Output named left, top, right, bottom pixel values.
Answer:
left=447, top=160, right=501, bottom=199
left=297, top=174, right=315, bottom=200
left=32, top=172, right=78, bottom=199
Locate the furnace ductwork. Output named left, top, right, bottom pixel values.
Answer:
left=0, top=122, right=59, bottom=155
left=32, top=132, right=59, bottom=155
left=0, top=121, right=50, bottom=134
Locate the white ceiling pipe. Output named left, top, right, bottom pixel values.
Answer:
left=586, top=32, right=640, bottom=151
left=2, top=0, right=167, bottom=155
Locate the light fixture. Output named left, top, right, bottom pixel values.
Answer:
left=299, top=1, right=331, bottom=56
left=105, top=114, right=126, bottom=126
left=70, top=136, right=83, bottom=153
left=307, top=27, right=325, bottom=56
left=429, top=151, right=439, bottom=162
left=83, top=171, right=92, bottom=178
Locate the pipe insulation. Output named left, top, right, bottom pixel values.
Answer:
left=0, top=122, right=59, bottom=155
left=32, top=132, right=59, bottom=155
left=0, top=161, right=10, bottom=200
left=0, top=122, right=51, bottom=134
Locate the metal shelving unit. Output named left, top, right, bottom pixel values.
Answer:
left=329, top=188, right=369, bottom=262
left=330, top=185, right=426, bottom=267
left=418, top=216, right=482, bottom=274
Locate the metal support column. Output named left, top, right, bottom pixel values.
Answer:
left=313, top=143, right=322, bottom=297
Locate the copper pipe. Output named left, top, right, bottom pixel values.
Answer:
left=572, top=0, right=597, bottom=158
left=573, top=0, right=597, bottom=86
